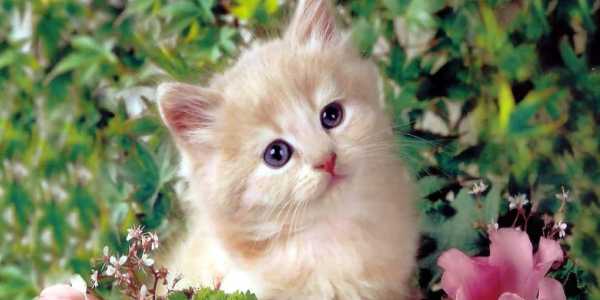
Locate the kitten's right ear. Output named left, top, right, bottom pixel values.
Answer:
left=285, top=0, right=339, bottom=45
left=157, top=82, right=222, bottom=147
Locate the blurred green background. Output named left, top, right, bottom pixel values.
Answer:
left=0, top=0, right=599, bottom=299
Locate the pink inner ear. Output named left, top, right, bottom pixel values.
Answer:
left=312, top=5, right=336, bottom=42
left=287, top=0, right=337, bottom=43
left=164, top=98, right=213, bottom=133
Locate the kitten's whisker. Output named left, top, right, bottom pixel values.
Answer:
left=290, top=200, right=303, bottom=236
left=292, top=199, right=309, bottom=236
left=265, top=198, right=291, bottom=223
left=284, top=200, right=302, bottom=240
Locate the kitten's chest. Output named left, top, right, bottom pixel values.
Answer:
left=268, top=217, right=373, bottom=275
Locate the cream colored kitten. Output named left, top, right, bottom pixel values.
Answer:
left=156, top=0, right=418, bottom=299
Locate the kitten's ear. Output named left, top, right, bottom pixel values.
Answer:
left=157, top=82, right=221, bottom=148
left=285, top=0, right=338, bottom=45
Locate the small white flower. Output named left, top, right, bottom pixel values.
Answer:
left=50, top=184, right=68, bottom=202
left=105, top=265, right=116, bottom=276
left=555, top=186, right=570, bottom=203
left=468, top=180, right=488, bottom=195
left=554, top=221, right=568, bottom=238
left=75, top=165, right=93, bottom=183
left=141, top=254, right=154, bottom=267
left=127, top=225, right=144, bottom=241
left=139, top=284, right=148, bottom=300
left=103, top=246, right=109, bottom=257
left=2, top=208, right=14, bottom=225
left=67, top=211, right=79, bottom=228
left=41, top=253, right=53, bottom=263
left=70, top=274, right=87, bottom=296
left=508, top=194, right=529, bottom=209
left=146, top=232, right=159, bottom=250
left=90, top=270, right=99, bottom=288
left=41, top=180, right=49, bottom=193
left=105, top=255, right=127, bottom=276
left=446, top=190, right=455, bottom=202
left=487, top=221, right=499, bottom=232
left=9, top=2, right=32, bottom=53
left=11, top=161, right=29, bottom=178
left=40, top=229, right=53, bottom=246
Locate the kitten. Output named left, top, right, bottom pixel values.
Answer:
left=156, top=0, right=418, bottom=299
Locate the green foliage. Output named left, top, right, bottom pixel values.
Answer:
left=419, top=187, right=503, bottom=282
left=0, top=0, right=599, bottom=299
left=167, top=288, right=257, bottom=300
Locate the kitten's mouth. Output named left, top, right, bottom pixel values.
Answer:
left=326, top=173, right=346, bottom=189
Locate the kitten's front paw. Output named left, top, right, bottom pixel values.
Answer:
left=220, top=271, right=259, bottom=295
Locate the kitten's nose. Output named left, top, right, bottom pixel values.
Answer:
left=314, top=152, right=337, bottom=176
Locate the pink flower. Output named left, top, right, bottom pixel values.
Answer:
left=437, top=228, right=566, bottom=300
left=39, top=275, right=100, bottom=300
left=39, top=284, right=99, bottom=300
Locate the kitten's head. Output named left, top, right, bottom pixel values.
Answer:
left=158, top=0, right=396, bottom=235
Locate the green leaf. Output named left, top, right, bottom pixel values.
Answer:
left=160, top=1, right=200, bottom=18
left=482, top=186, right=502, bottom=222
left=351, top=18, right=378, bottom=56
left=417, top=176, right=449, bottom=198
left=419, top=189, right=483, bottom=286
left=48, top=52, right=93, bottom=80
left=7, top=182, right=32, bottom=229
left=192, top=287, right=257, bottom=300
left=559, top=38, right=586, bottom=74
left=382, top=0, right=411, bottom=14
left=122, top=141, right=160, bottom=205
left=168, top=291, right=190, bottom=300
left=0, top=266, right=36, bottom=299
left=127, top=116, right=161, bottom=136
left=404, top=0, right=444, bottom=29
left=72, top=36, right=103, bottom=51
left=0, top=50, right=17, bottom=69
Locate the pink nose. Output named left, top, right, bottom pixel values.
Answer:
left=315, top=153, right=337, bottom=176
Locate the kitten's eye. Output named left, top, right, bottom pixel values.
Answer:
left=320, top=101, right=344, bottom=129
left=263, top=139, right=293, bottom=168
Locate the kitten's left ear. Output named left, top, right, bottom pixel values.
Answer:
left=157, top=82, right=222, bottom=149
left=285, top=0, right=339, bottom=45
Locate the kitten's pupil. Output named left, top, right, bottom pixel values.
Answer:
left=321, top=102, right=344, bottom=129
left=264, top=139, right=293, bottom=168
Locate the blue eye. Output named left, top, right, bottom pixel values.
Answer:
left=264, top=139, right=293, bottom=168
left=321, top=101, right=344, bottom=129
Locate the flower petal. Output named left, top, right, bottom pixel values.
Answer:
left=520, top=238, right=565, bottom=299
left=438, top=248, right=500, bottom=300
left=498, top=292, right=525, bottom=300
left=105, top=265, right=116, bottom=276
left=488, top=228, right=534, bottom=297
left=39, top=284, right=85, bottom=300
left=69, top=275, right=87, bottom=295
left=534, top=238, right=563, bottom=275
left=537, top=277, right=566, bottom=300
left=142, top=254, right=155, bottom=266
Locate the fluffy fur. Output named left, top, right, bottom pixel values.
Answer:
left=157, top=1, right=418, bottom=299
